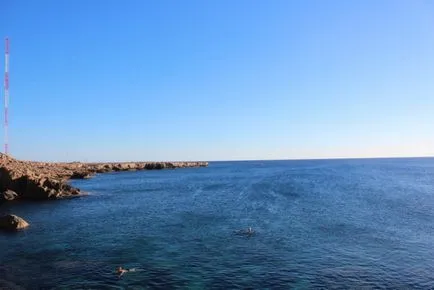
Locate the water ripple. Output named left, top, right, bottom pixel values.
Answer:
left=1, top=159, right=434, bottom=288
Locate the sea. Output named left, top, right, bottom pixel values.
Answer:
left=0, top=158, right=433, bottom=289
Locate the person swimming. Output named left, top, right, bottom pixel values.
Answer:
left=234, top=227, right=255, bottom=236
left=116, top=266, right=140, bottom=277
left=116, top=266, right=129, bottom=277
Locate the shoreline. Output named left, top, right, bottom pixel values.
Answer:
left=0, top=153, right=208, bottom=202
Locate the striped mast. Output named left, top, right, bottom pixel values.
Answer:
left=4, top=38, right=9, bottom=155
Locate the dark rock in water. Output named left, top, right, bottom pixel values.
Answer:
left=0, top=214, right=29, bottom=231
left=70, top=171, right=95, bottom=179
left=0, top=189, right=18, bottom=201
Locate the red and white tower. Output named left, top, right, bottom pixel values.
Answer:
left=4, top=38, right=9, bottom=155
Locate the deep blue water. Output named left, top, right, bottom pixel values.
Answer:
left=1, top=158, right=434, bottom=289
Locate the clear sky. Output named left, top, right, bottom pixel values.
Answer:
left=1, top=0, right=434, bottom=162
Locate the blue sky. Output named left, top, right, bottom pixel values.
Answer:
left=1, top=0, right=434, bottom=161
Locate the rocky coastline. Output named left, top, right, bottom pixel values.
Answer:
left=0, top=153, right=208, bottom=230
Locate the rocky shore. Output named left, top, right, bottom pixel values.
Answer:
left=0, top=153, right=208, bottom=202
left=0, top=153, right=208, bottom=230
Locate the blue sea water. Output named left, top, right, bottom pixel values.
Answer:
left=1, top=158, right=434, bottom=289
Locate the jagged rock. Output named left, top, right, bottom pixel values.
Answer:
left=145, top=162, right=165, bottom=170
left=0, top=189, right=18, bottom=201
left=0, top=214, right=29, bottom=231
left=70, top=171, right=95, bottom=179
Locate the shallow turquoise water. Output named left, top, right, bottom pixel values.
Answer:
left=1, top=158, right=434, bottom=289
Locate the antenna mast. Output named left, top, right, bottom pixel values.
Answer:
left=4, top=38, right=9, bottom=155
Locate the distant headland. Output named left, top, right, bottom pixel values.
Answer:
left=0, top=153, right=208, bottom=202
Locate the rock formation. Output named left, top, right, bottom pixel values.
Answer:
left=0, top=189, right=18, bottom=202
left=0, top=214, right=29, bottom=230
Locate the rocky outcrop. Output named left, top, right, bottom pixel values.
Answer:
left=0, top=153, right=208, bottom=201
left=70, top=172, right=95, bottom=179
left=0, top=154, right=81, bottom=200
left=0, top=214, right=29, bottom=230
left=0, top=189, right=18, bottom=202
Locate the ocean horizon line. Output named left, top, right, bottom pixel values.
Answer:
left=206, top=155, right=434, bottom=163
left=13, top=155, right=433, bottom=164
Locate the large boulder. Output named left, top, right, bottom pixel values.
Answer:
left=94, top=164, right=111, bottom=173
left=0, top=189, right=18, bottom=201
left=145, top=162, right=166, bottom=170
left=70, top=171, right=95, bottom=179
left=7, top=175, right=81, bottom=200
left=0, top=214, right=29, bottom=231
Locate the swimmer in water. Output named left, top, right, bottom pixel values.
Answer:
left=234, top=227, right=255, bottom=236
left=116, top=266, right=129, bottom=277
left=116, top=266, right=139, bottom=277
